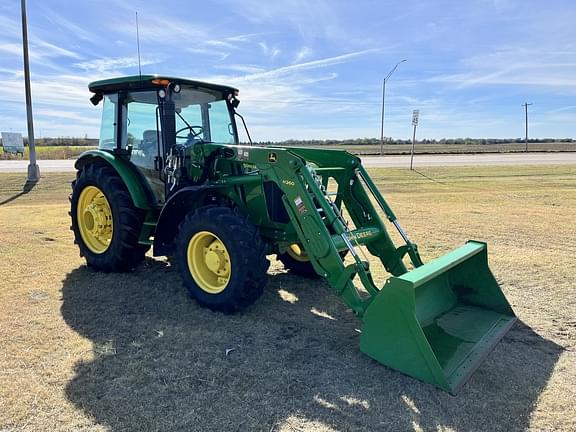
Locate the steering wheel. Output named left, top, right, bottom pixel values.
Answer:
left=176, top=125, right=203, bottom=140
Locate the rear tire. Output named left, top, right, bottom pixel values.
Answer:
left=176, top=206, right=269, bottom=313
left=70, top=164, right=149, bottom=272
left=278, top=244, right=348, bottom=278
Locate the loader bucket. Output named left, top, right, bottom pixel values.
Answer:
left=360, top=241, right=516, bottom=393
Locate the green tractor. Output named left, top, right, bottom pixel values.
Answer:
left=70, top=75, right=516, bottom=393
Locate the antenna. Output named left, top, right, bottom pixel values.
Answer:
left=135, top=11, right=142, bottom=79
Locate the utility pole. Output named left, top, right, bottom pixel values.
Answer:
left=523, top=102, right=533, bottom=152
left=380, top=59, right=407, bottom=155
left=21, top=0, right=40, bottom=182
left=410, top=110, right=419, bottom=170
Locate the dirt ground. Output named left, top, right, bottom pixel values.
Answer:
left=0, top=166, right=574, bottom=432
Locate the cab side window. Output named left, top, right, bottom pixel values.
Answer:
left=98, top=94, right=118, bottom=150
left=126, top=92, right=160, bottom=169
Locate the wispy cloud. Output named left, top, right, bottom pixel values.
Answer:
left=34, top=40, right=82, bottom=59
left=42, top=9, right=99, bottom=42
left=110, top=15, right=210, bottom=44
left=224, top=32, right=273, bottom=43
left=0, top=40, right=81, bottom=60
left=548, top=105, right=576, bottom=114
left=258, top=41, right=281, bottom=60
left=194, top=48, right=382, bottom=139
left=430, top=63, right=576, bottom=89
left=0, top=15, right=19, bottom=38
left=74, top=56, right=162, bottom=75
left=294, top=46, right=313, bottom=63
left=0, top=43, right=22, bottom=56
left=0, top=67, right=23, bottom=78
left=205, top=40, right=237, bottom=50
left=237, top=48, right=380, bottom=82
left=213, top=64, right=266, bottom=74
left=225, top=0, right=341, bottom=42
left=186, top=47, right=230, bottom=61
left=35, top=109, right=101, bottom=126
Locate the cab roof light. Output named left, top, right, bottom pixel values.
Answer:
left=151, top=78, right=171, bottom=86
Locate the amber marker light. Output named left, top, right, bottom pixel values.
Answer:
left=151, top=78, right=170, bottom=86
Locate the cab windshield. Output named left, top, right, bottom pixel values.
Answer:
left=172, top=88, right=236, bottom=145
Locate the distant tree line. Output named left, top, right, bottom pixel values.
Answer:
left=254, top=137, right=575, bottom=147
left=1, top=136, right=574, bottom=147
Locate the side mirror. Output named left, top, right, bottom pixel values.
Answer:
left=90, top=92, right=103, bottom=106
left=227, top=92, right=240, bottom=109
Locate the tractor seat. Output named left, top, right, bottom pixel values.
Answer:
left=142, top=130, right=161, bottom=152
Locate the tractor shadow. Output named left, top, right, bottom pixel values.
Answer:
left=0, top=179, right=37, bottom=206
left=61, top=259, right=563, bottom=432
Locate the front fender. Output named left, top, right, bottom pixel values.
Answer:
left=153, top=185, right=222, bottom=256
left=75, top=150, right=153, bottom=209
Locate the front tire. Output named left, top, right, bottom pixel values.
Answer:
left=70, top=164, right=149, bottom=272
left=176, top=206, right=269, bottom=313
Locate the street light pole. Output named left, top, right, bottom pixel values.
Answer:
left=380, top=59, right=407, bottom=155
left=21, top=0, right=40, bottom=182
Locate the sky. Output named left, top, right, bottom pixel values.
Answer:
left=0, top=0, right=575, bottom=141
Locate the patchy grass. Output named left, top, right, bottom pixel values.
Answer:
left=0, top=166, right=574, bottom=432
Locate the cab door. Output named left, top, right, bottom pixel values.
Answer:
left=125, top=91, right=166, bottom=204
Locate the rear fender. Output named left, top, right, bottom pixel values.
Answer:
left=75, top=150, right=154, bottom=209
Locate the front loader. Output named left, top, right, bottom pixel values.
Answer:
left=70, top=75, right=516, bottom=393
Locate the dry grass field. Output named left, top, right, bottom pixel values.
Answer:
left=0, top=165, right=574, bottom=432
left=2, top=141, right=576, bottom=160
left=0, top=146, right=96, bottom=161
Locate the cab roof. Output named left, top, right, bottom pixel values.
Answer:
left=88, top=75, right=238, bottom=96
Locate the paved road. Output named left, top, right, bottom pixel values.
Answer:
left=1, top=152, right=576, bottom=173
left=361, top=152, right=576, bottom=167
left=0, top=159, right=75, bottom=173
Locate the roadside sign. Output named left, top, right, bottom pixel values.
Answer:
left=1, top=132, right=24, bottom=154
left=412, top=110, right=419, bottom=126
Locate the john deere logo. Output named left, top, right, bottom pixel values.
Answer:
left=268, top=152, right=277, bottom=163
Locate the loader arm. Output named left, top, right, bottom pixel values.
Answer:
left=213, top=144, right=516, bottom=393
left=222, top=146, right=421, bottom=316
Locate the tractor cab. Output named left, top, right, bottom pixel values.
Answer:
left=88, top=75, right=241, bottom=203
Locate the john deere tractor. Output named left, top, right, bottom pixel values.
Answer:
left=70, top=75, right=516, bottom=393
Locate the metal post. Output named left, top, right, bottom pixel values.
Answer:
left=379, top=80, right=386, bottom=155
left=523, top=102, right=532, bottom=152
left=21, top=0, right=39, bottom=182
left=410, top=109, right=419, bottom=170
left=410, top=124, right=417, bottom=170
left=380, top=59, right=406, bottom=155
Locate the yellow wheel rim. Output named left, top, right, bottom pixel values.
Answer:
left=77, top=186, right=113, bottom=254
left=187, top=231, right=231, bottom=294
left=287, top=244, right=310, bottom=262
